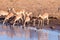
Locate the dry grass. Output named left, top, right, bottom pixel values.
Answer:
left=0, top=0, right=60, bottom=17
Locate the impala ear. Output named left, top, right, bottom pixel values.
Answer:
left=25, top=12, right=28, bottom=15
left=12, top=8, right=15, bottom=12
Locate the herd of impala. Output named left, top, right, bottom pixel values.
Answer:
left=0, top=8, right=50, bottom=29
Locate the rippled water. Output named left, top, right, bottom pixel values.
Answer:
left=0, top=23, right=60, bottom=40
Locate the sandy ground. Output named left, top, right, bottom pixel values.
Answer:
left=0, top=0, right=60, bottom=18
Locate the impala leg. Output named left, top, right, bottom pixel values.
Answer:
left=38, top=19, right=41, bottom=29
left=47, top=18, right=49, bottom=25
left=23, top=21, right=26, bottom=29
left=40, top=20, right=42, bottom=26
left=43, top=20, right=44, bottom=26
left=13, top=19, right=16, bottom=27
left=40, top=20, right=43, bottom=29
left=33, top=19, right=36, bottom=26
left=3, top=19, right=6, bottom=25
left=3, top=18, right=8, bottom=25
left=34, top=19, right=36, bottom=26
left=38, top=20, right=39, bottom=27
left=13, top=22, right=15, bottom=27
left=21, top=18, right=23, bottom=24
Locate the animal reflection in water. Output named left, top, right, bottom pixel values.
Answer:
left=0, top=8, right=58, bottom=30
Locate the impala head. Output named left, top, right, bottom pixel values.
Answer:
left=27, top=12, right=32, bottom=16
left=25, top=12, right=28, bottom=14
left=8, top=7, right=16, bottom=13
left=8, top=8, right=11, bottom=11
left=20, top=9, right=26, bottom=14
left=22, top=9, right=26, bottom=13
left=29, top=12, right=32, bottom=15
left=39, top=14, right=42, bottom=17
left=12, top=8, right=16, bottom=13
left=8, top=8, right=12, bottom=12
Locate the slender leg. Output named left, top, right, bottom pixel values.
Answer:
left=33, top=19, right=36, bottom=26
left=21, top=18, right=23, bottom=24
left=37, top=19, right=41, bottom=29
left=38, top=20, right=40, bottom=28
left=13, top=16, right=21, bottom=27
left=43, top=20, right=44, bottom=27
left=3, top=18, right=8, bottom=25
left=40, top=20, right=42, bottom=26
left=40, top=20, right=43, bottom=29
left=23, top=21, right=26, bottom=29
left=47, top=18, right=49, bottom=25
left=47, top=18, right=49, bottom=27
left=3, top=19, right=6, bottom=25
left=13, top=20, right=16, bottom=27
left=38, top=20, right=39, bottom=27
left=13, top=22, right=15, bottom=27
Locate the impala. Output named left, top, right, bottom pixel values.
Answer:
left=38, top=13, right=49, bottom=26
left=0, top=10, right=9, bottom=16
left=23, top=12, right=32, bottom=28
left=12, top=9, right=26, bottom=27
left=3, top=8, right=16, bottom=25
